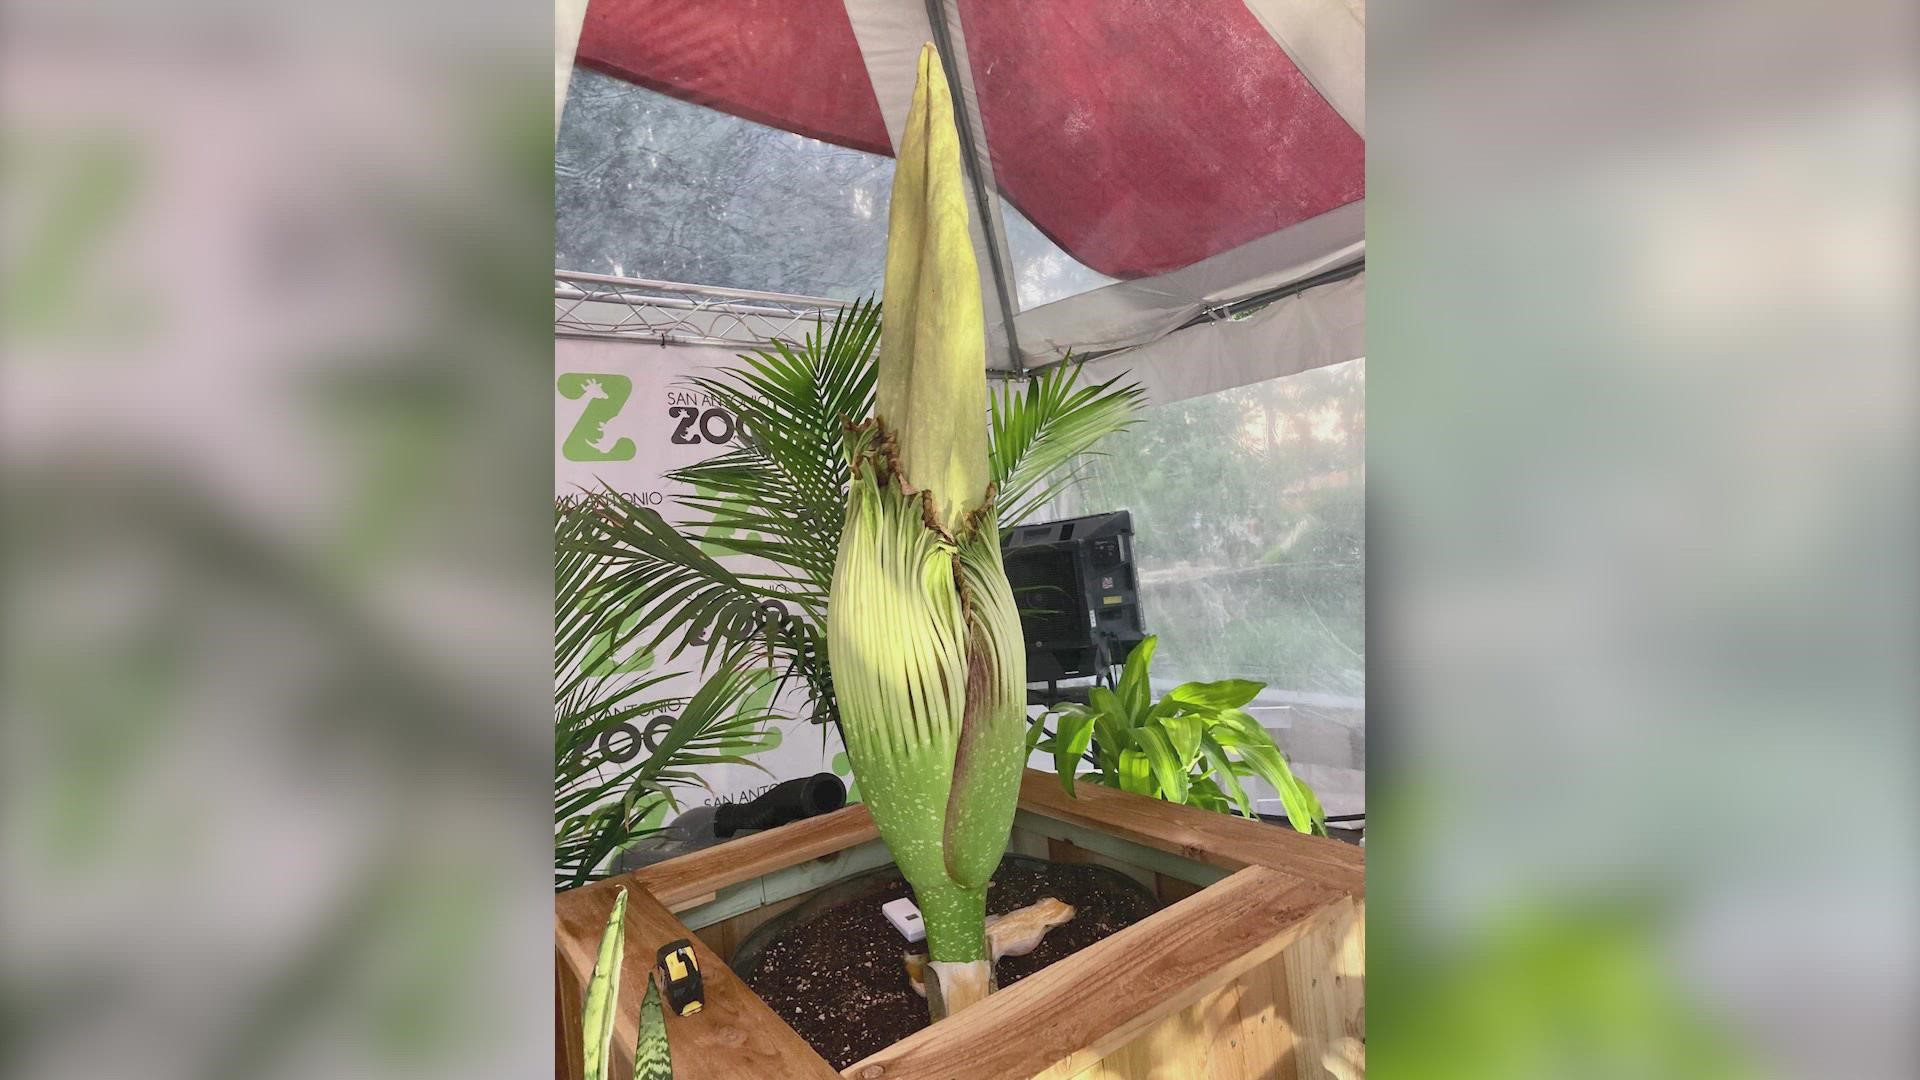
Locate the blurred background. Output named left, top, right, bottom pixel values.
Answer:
left=1, top=3, right=553, bottom=1079
left=1368, top=1, right=1916, bottom=1078
left=1, top=2, right=1913, bottom=1080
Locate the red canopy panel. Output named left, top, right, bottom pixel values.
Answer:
left=956, top=0, right=1364, bottom=279
left=575, top=0, right=1363, bottom=281
left=576, top=0, right=892, bottom=156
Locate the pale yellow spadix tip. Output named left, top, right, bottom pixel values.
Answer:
left=875, top=41, right=990, bottom=534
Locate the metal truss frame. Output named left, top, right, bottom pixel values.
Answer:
left=555, top=271, right=851, bottom=350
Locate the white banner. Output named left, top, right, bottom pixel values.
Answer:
left=556, top=336, right=853, bottom=819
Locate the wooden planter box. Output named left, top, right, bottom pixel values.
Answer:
left=556, top=770, right=1364, bottom=1080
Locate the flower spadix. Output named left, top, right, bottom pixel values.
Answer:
left=826, top=42, right=1027, bottom=1020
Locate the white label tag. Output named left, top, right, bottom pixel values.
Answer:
left=881, top=897, right=927, bottom=943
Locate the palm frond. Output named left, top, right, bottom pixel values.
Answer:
left=555, top=305, right=1144, bottom=890
left=554, top=651, right=784, bottom=889
left=671, top=298, right=880, bottom=596
left=556, top=503, right=787, bottom=889
left=989, top=361, right=1146, bottom=526
left=564, top=489, right=799, bottom=672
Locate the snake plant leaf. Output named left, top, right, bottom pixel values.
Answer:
left=581, top=888, right=628, bottom=1080
left=875, top=41, right=989, bottom=535
left=633, top=974, right=672, bottom=1080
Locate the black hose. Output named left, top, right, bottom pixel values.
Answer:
left=713, top=773, right=847, bottom=837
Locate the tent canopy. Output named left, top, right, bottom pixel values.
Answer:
left=557, top=0, right=1364, bottom=396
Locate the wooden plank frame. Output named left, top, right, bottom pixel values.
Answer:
left=555, top=770, right=1364, bottom=1080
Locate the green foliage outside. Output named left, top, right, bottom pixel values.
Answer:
left=1370, top=902, right=1767, bottom=1080
left=1063, top=359, right=1365, bottom=697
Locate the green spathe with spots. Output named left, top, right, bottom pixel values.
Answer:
left=825, top=44, right=1027, bottom=983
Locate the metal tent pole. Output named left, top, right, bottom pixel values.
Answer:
left=923, top=0, right=1028, bottom=376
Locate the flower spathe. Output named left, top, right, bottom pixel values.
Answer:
left=826, top=42, right=1027, bottom=1019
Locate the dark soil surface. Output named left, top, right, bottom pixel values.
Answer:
left=742, top=859, right=1159, bottom=1071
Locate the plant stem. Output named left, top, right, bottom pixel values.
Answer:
left=914, top=879, right=995, bottom=1019
left=917, top=879, right=988, bottom=963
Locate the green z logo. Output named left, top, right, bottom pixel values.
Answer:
left=557, top=373, right=637, bottom=461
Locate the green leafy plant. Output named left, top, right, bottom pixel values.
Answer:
left=555, top=504, right=783, bottom=890
left=579, top=887, right=672, bottom=1080
left=1030, top=635, right=1328, bottom=835
left=580, top=888, right=627, bottom=1080
left=634, top=976, right=672, bottom=1080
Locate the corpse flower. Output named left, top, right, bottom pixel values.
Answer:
left=825, top=42, right=1028, bottom=1020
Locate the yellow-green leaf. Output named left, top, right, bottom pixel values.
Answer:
left=1133, top=724, right=1189, bottom=804
left=874, top=41, right=988, bottom=533
left=1168, top=678, right=1263, bottom=711
left=1050, top=705, right=1097, bottom=798
left=581, top=888, right=628, bottom=1080
left=634, top=972, right=672, bottom=1080
left=1088, top=685, right=1128, bottom=732
left=1200, top=733, right=1254, bottom=817
left=1157, top=713, right=1204, bottom=771
left=1116, top=635, right=1159, bottom=722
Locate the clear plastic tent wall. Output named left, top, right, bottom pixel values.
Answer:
left=556, top=0, right=1364, bottom=397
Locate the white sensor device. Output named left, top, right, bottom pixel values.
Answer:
left=881, top=897, right=927, bottom=944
